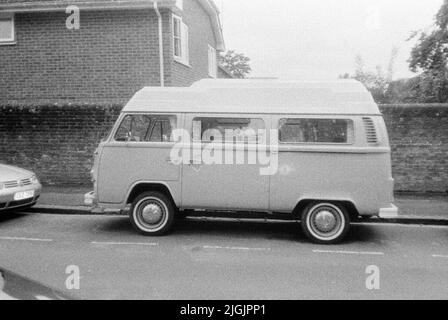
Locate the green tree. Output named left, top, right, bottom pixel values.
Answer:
left=341, top=54, right=393, bottom=103
left=408, top=0, right=448, bottom=102
left=340, top=48, right=399, bottom=103
left=219, top=50, right=252, bottom=79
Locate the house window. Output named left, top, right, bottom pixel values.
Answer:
left=208, top=45, right=217, bottom=78
left=173, top=15, right=189, bottom=65
left=0, top=14, right=15, bottom=44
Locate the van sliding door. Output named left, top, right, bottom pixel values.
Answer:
left=180, top=114, right=270, bottom=211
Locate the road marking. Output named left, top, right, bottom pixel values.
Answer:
left=203, top=245, right=271, bottom=252
left=313, top=249, right=384, bottom=256
left=432, top=254, right=448, bottom=259
left=0, top=236, right=53, bottom=242
left=91, top=241, right=158, bottom=247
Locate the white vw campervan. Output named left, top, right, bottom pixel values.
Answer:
left=85, top=79, right=398, bottom=244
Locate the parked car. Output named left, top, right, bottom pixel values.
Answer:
left=0, top=268, right=71, bottom=300
left=0, top=164, right=42, bottom=212
left=85, top=79, right=398, bottom=244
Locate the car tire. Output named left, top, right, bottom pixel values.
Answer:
left=301, top=202, right=350, bottom=244
left=129, top=191, right=176, bottom=236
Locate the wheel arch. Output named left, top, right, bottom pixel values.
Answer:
left=293, top=198, right=359, bottom=220
left=126, top=182, right=178, bottom=208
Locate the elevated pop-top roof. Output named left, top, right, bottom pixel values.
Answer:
left=122, top=79, right=380, bottom=115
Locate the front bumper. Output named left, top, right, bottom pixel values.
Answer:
left=0, top=184, right=42, bottom=211
left=378, top=204, right=399, bottom=219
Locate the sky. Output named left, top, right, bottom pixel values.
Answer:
left=219, top=0, right=444, bottom=80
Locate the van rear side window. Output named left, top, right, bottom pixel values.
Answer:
left=115, top=114, right=176, bottom=142
left=279, top=119, right=354, bottom=144
left=192, top=118, right=265, bottom=143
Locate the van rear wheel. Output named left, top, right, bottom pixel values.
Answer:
left=129, top=191, right=175, bottom=236
left=301, top=202, right=350, bottom=244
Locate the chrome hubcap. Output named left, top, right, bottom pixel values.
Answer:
left=314, top=210, right=337, bottom=233
left=308, top=204, right=344, bottom=239
left=141, top=203, right=163, bottom=225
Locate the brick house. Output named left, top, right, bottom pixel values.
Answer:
left=0, top=0, right=227, bottom=103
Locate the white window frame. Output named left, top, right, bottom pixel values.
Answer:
left=208, top=45, right=217, bottom=78
left=0, top=13, right=16, bottom=45
left=172, top=14, right=189, bottom=66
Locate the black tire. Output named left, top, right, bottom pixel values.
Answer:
left=129, top=191, right=176, bottom=236
left=301, top=202, right=350, bottom=244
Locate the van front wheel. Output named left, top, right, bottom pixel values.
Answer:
left=301, top=202, right=350, bottom=244
left=130, top=192, right=175, bottom=236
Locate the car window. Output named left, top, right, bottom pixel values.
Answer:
left=192, top=118, right=266, bottom=143
left=279, top=119, right=354, bottom=144
left=115, top=115, right=176, bottom=142
left=148, top=119, right=175, bottom=142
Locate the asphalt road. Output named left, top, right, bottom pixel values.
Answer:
left=0, top=211, right=447, bottom=300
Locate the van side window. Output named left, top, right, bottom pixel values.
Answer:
left=279, top=119, right=354, bottom=144
left=148, top=118, right=175, bottom=142
left=115, top=115, right=176, bottom=142
left=192, top=118, right=265, bottom=143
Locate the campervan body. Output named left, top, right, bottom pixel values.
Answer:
left=85, top=79, right=398, bottom=244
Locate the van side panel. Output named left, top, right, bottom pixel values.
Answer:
left=97, top=143, right=181, bottom=204
left=270, top=115, right=394, bottom=216
left=180, top=113, right=271, bottom=211
left=269, top=151, right=394, bottom=215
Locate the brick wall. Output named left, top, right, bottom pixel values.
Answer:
left=0, top=10, right=168, bottom=103
left=170, top=0, right=218, bottom=86
left=0, top=103, right=122, bottom=185
left=0, top=103, right=447, bottom=194
left=380, top=104, right=448, bottom=194
left=0, top=4, right=216, bottom=103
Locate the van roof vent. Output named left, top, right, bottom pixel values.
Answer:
left=363, top=117, right=378, bottom=144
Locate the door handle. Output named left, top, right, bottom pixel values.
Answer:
left=165, top=158, right=201, bottom=165
left=188, top=160, right=202, bottom=165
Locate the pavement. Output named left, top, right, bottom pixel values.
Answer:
left=0, top=212, right=447, bottom=299
left=31, top=186, right=448, bottom=225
